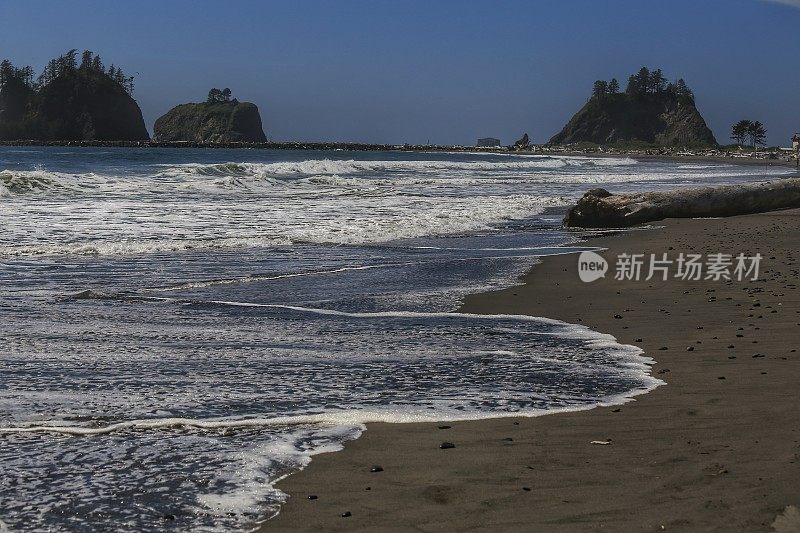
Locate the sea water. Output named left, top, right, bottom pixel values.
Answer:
left=0, top=148, right=790, bottom=531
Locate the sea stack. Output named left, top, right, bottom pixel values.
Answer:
left=153, top=88, right=267, bottom=143
left=550, top=67, right=716, bottom=147
left=0, top=51, right=149, bottom=141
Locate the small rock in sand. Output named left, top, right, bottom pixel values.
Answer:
left=440, top=442, right=456, bottom=449
left=370, top=465, right=383, bottom=473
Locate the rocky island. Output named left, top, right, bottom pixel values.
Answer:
left=153, top=88, right=267, bottom=143
left=0, top=50, right=148, bottom=141
left=550, top=67, right=716, bottom=147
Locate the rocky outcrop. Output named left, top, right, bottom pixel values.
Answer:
left=550, top=70, right=717, bottom=148
left=513, top=133, right=530, bottom=150
left=0, top=68, right=148, bottom=141
left=551, top=93, right=716, bottom=147
left=563, top=179, right=800, bottom=228
left=153, top=101, right=266, bottom=143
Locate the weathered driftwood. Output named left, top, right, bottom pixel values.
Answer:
left=563, top=178, right=800, bottom=228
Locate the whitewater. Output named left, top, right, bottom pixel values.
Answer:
left=0, top=147, right=792, bottom=531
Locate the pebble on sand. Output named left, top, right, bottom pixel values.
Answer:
left=370, top=465, right=384, bottom=472
left=440, top=442, right=456, bottom=449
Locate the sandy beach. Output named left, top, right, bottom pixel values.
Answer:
left=265, top=209, right=800, bottom=531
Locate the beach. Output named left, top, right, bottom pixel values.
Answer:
left=266, top=209, right=800, bottom=531
left=2, top=147, right=798, bottom=531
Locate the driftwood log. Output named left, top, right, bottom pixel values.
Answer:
left=563, top=178, right=800, bottom=228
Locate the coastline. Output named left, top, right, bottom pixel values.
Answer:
left=263, top=209, right=800, bottom=531
left=1, top=141, right=797, bottom=170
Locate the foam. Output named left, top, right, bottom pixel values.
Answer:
left=1, top=302, right=661, bottom=437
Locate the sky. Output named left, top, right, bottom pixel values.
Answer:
left=0, top=0, right=798, bottom=146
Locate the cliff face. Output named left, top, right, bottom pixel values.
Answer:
left=550, top=93, right=717, bottom=147
left=153, top=101, right=267, bottom=143
left=0, top=69, right=149, bottom=141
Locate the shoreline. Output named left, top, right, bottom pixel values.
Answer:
left=1, top=141, right=797, bottom=170
left=263, top=210, right=800, bottom=531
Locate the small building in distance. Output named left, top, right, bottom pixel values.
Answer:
left=792, top=133, right=799, bottom=150
left=477, top=137, right=501, bottom=147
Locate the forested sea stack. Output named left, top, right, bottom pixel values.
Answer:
left=550, top=67, right=717, bottom=147
left=153, top=89, right=267, bottom=143
left=0, top=50, right=149, bottom=141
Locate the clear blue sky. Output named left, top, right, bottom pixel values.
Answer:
left=1, top=0, right=798, bottom=145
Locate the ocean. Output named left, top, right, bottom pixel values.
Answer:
left=0, top=147, right=791, bottom=531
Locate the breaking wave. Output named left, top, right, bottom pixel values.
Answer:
left=158, top=156, right=638, bottom=179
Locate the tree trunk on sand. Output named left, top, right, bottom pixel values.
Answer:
left=563, top=178, right=800, bottom=228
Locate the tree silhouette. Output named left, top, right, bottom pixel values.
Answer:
left=91, top=54, right=104, bottom=73
left=1, top=50, right=135, bottom=95
left=731, top=120, right=751, bottom=146
left=207, top=88, right=223, bottom=103
left=608, top=78, right=620, bottom=94
left=592, top=80, right=608, bottom=99
left=747, top=121, right=766, bottom=148
left=80, top=50, right=93, bottom=70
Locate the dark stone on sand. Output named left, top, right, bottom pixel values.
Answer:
left=307, top=495, right=318, bottom=500
left=164, top=514, right=176, bottom=520
left=563, top=178, right=800, bottom=228
left=439, top=442, right=456, bottom=449
left=522, top=487, right=532, bottom=491
left=686, top=346, right=694, bottom=351
left=341, top=511, right=352, bottom=518
left=614, top=314, right=623, bottom=319
left=438, top=425, right=451, bottom=429
left=370, top=465, right=384, bottom=473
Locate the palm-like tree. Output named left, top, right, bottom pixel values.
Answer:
left=747, top=121, right=767, bottom=148
left=731, top=120, right=751, bottom=146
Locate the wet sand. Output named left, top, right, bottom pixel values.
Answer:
left=263, top=210, right=800, bottom=531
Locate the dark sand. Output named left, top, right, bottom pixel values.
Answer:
left=263, top=210, right=800, bottom=531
